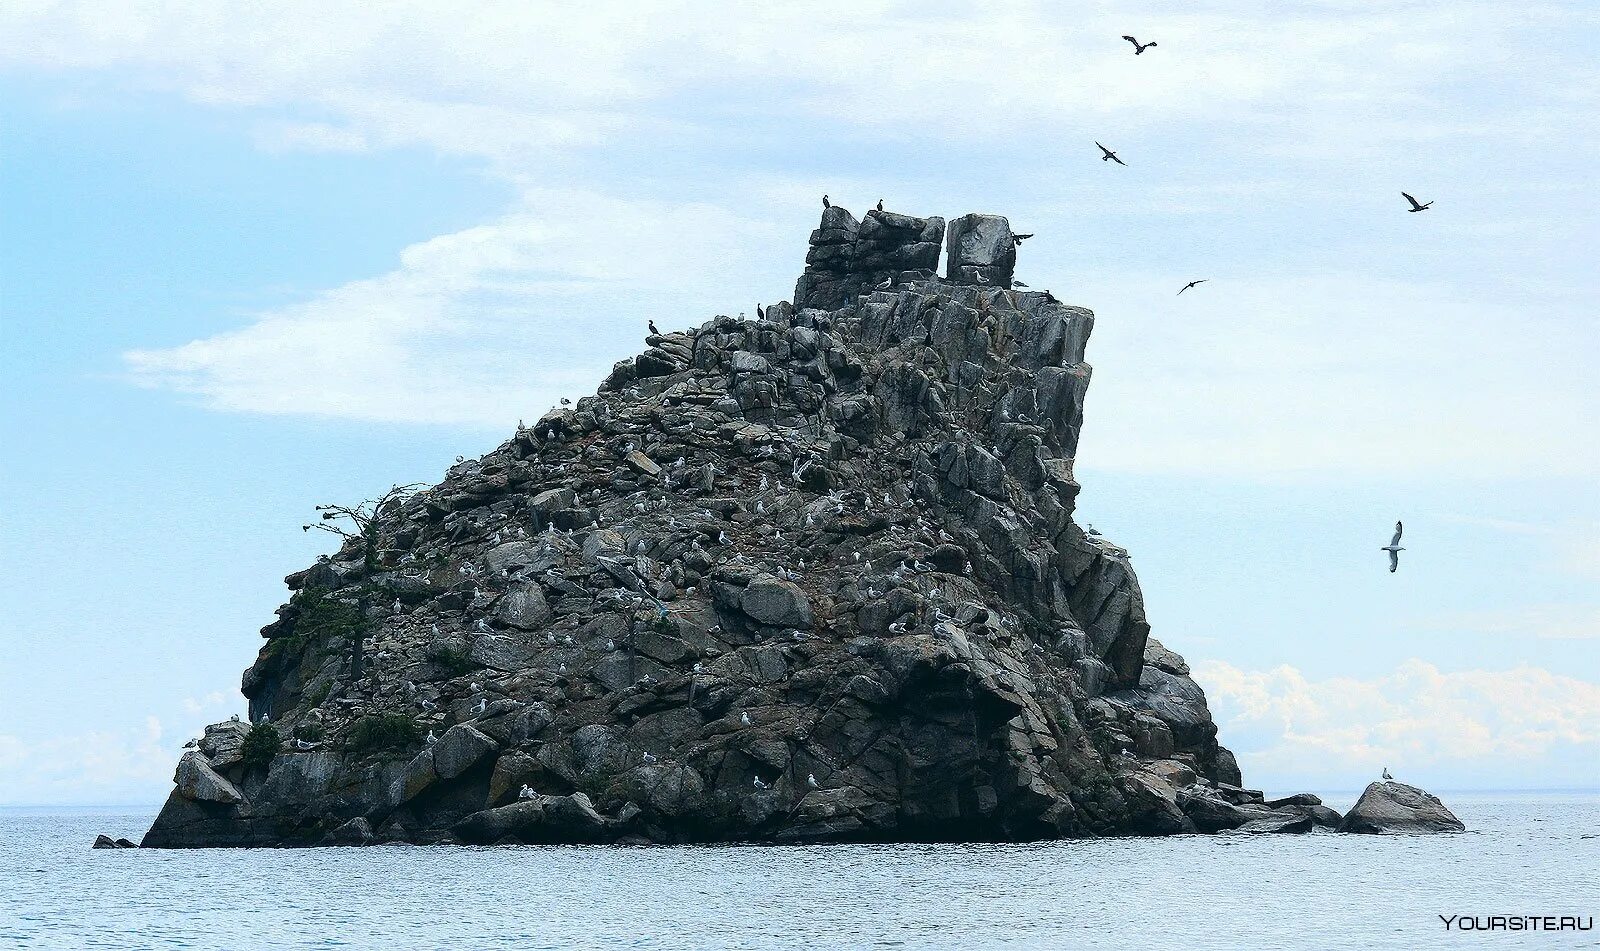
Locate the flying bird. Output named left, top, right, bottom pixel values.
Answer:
left=1381, top=521, right=1405, bottom=573
left=1121, top=35, right=1157, bottom=54
left=1096, top=142, right=1126, bottom=166
left=1178, top=279, right=1208, bottom=295
left=1013, top=233, right=1034, bottom=244
left=1402, top=192, right=1432, bottom=213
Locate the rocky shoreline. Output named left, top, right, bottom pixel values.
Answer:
left=137, top=206, right=1462, bottom=848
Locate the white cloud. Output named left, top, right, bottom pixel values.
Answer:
left=4, top=0, right=1594, bottom=479
left=124, top=189, right=786, bottom=426
left=1197, top=658, right=1600, bottom=789
left=0, top=1, right=1552, bottom=163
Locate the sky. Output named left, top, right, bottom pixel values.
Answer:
left=1, top=0, right=1597, bottom=806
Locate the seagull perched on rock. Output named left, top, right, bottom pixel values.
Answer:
left=1096, top=142, right=1127, bottom=166
left=1178, top=279, right=1208, bottom=295
left=807, top=773, right=819, bottom=789
left=1121, top=34, right=1157, bottom=54
left=740, top=711, right=753, bottom=727
left=642, top=752, right=657, bottom=764
left=1402, top=192, right=1432, bottom=213
left=752, top=776, right=769, bottom=790
left=519, top=783, right=536, bottom=799
left=1382, top=521, right=1405, bottom=572
left=1013, top=280, right=1029, bottom=288
left=1382, top=767, right=1394, bottom=780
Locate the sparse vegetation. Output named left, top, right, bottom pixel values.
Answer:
left=302, top=484, right=422, bottom=681
left=344, top=713, right=420, bottom=754
left=427, top=640, right=477, bottom=676
left=241, top=723, right=281, bottom=771
left=302, top=679, right=332, bottom=708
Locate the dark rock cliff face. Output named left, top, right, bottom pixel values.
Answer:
left=143, top=207, right=1299, bottom=848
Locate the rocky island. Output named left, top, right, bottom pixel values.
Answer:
left=140, top=206, right=1456, bottom=847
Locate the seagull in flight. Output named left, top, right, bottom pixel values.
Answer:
left=1013, top=233, right=1034, bottom=244
left=1096, top=142, right=1127, bottom=166
left=1381, top=521, right=1405, bottom=573
left=1402, top=192, right=1433, bottom=213
left=1121, top=35, right=1157, bottom=55
left=1178, top=279, right=1208, bottom=295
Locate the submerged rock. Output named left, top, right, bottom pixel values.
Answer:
left=1338, top=781, right=1465, bottom=834
left=141, top=204, right=1305, bottom=848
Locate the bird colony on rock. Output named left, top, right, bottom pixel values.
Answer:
left=144, top=206, right=1428, bottom=848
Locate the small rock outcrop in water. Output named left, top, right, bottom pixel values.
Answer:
left=1338, top=781, right=1465, bottom=834
left=143, top=207, right=1332, bottom=848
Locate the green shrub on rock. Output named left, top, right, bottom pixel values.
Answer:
left=241, top=723, right=281, bottom=771
left=345, top=713, right=420, bottom=754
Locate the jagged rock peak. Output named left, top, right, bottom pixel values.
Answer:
left=141, top=206, right=1303, bottom=849
left=794, top=205, right=1023, bottom=309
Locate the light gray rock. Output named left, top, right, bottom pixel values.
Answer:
left=174, top=751, right=243, bottom=805
left=1228, top=812, right=1314, bottom=834
left=740, top=576, right=812, bottom=628
left=623, top=450, right=662, bottom=477
left=325, top=817, right=375, bottom=846
left=453, top=793, right=608, bottom=844
left=433, top=724, right=497, bottom=780
left=198, top=720, right=251, bottom=769
left=494, top=584, right=551, bottom=630
left=1339, top=781, right=1464, bottom=834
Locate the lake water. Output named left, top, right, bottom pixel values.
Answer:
left=2, top=792, right=1596, bottom=950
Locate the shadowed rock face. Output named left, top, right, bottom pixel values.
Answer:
left=143, top=206, right=1286, bottom=848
